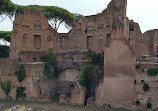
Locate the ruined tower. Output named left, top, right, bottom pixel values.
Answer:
left=95, top=0, right=136, bottom=108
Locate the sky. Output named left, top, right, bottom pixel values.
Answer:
left=0, top=0, right=158, bottom=33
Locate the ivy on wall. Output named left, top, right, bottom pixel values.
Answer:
left=42, top=48, right=60, bottom=78
left=0, top=79, right=12, bottom=96
left=15, top=64, right=26, bottom=83
left=147, top=69, right=158, bottom=76
left=79, top=49, right=104, bottom=98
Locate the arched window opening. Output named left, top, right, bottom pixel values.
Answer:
left=97, top=19, right=104, bottom=29
left=86, top=20, right=95, bottom=31
left=69, top=85, right=75, bottom=94
left=34, top=20, right=42, bottom=30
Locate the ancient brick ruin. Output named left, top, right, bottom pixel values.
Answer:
left=1, top=0, right=158, bottom=110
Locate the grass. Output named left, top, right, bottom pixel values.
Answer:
left=0, top=99, right=133, bottom=111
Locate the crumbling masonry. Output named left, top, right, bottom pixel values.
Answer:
left=1, top=0, right=158, bottom=110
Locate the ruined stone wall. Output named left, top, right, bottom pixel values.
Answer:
left=56, top=10, right=108, bottom=53
left=135, top=29, right=158, bottom=57
left=95, top=0, right=136, bottom=108
left=126, top=20, right=148, bottom=58
left=0, top=60, right=56, bottom=102
left=55, top=52, right=88, bottom=94
left=135, top=63, right=158, bottom=110
left=57, top=69, right=81, bottom=94
left=10, top=9, right=56, bottom=61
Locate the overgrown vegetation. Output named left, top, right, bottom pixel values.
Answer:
left=136, top=100, right=140, bottom=106
left=53, top=67, right=60, bottom=78
left=135, top=64, right=140, bottom=70
left=0, top=45, right=9, bottom=58
left=147, top=69, right=158, bottom=76
left=42, top=48, right=60, bottom=78
left=15, top=64, right=26, bottom=83
left=51, top=94, right=60, bottom=102
left=143, top=83, right=150, bottom=92
left=33, top=57, right=37, bottom=62
left=141, top=80, right=145, bottom=84
left=147, top=103, right=152, bottom=109
left=79, top=65, right=95, bottom=90
left=85, top=49, right=104, bottom=67
left=0, top=79, right=11, bottom=96
left=43, top=64, right=51, bottom=78
left=41, top=48, right=56, bottom=66
left=79, top=49, right=104, bottom=98
left=16, top=87, right=26, bottom=99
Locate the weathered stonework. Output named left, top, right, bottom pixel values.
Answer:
left=59, top=87, right=86, bottom=106
left=0, top=0, right=158, bottom=110
left=0, top=60, right=56, bottom=102
left=71, top=87, right=86, bottom=106
left=135, top=58, right=158, bottom=110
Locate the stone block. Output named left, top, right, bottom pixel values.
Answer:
left=71, top=87, right=86, bottom=106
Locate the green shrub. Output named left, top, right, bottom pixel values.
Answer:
left=0, top=79, right=11, bottom=96
left=41, top=48, right=56, bottom=66
left=147, top=69, right=158, bottom=76
left=15, top=64, right=26, bottom=83
left=141, top=80, right=145, bottom=84
left=51, top=94, right=60, bottom=102
left=53, top=68, right=60, bottom=78
left=0, top=45, right=10, bottom=58
left=16, top=87, right=26, bottom=99
left=79, top=65, right=95, bottom=90
left=143, top=83, right=149, bottom=92
left=135, top=64, right=140, bottom=70
left=43, top=64, right=51, bottom=78
left=33, top=57, right=37, bottom=62
left=136, top=100, right=140, bottom=106
left=147, top=103, right=152, bottom=109
left=84, top=49, right=104, bottom=66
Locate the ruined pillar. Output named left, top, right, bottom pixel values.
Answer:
left=95, top=0, right=136, bottom=108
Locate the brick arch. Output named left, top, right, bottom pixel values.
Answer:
left=97, top=19, right=104, bottom=29
left=67, top=82, right=79, bottom=94
left=34, top=20, right=42, bottom=30
left=86, top=20, right=95, bottom=31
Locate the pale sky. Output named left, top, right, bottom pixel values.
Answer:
left=0, top=0, right=158, bottom=33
